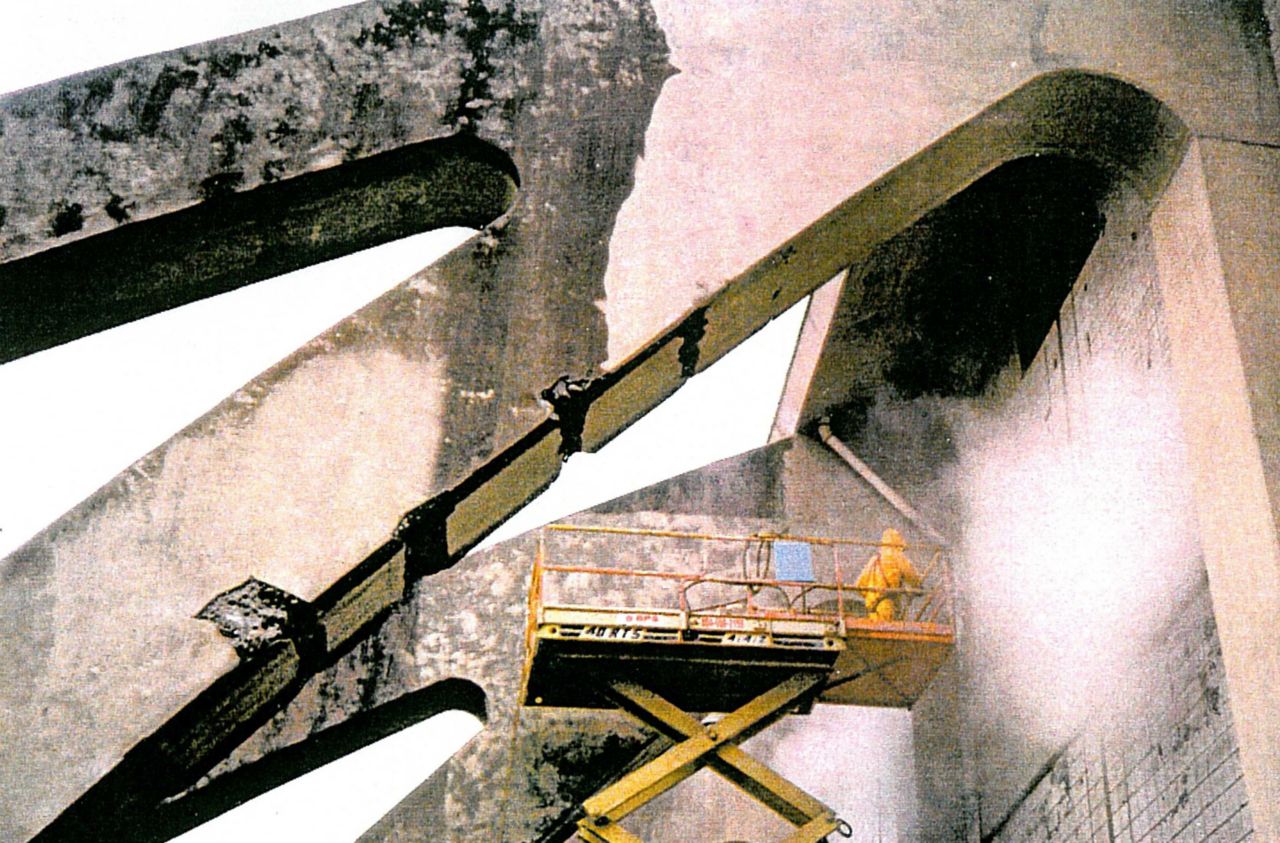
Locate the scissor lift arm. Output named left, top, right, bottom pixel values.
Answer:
left=575, top=673, right=847, bottom=843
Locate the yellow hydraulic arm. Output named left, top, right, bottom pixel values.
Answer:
left=575, top=673, right=849, bottom=843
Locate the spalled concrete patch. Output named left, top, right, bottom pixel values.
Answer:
left=196, top=578, right=316, bottom=660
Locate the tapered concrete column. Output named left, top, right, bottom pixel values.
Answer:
left=1152, top=138, right=1280, bottom=841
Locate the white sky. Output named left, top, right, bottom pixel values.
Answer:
left=0, top=5, right=805, bottom=839
left=0, top=1, right=365, bottom=95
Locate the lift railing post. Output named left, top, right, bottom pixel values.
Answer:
left=834, top=545, right=845, bottom=632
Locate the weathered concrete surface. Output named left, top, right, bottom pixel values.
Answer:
left=985, top=580, right=1251, bottom=842
left=0, top=136, right=517, bottom=361
left=0, top=2, right=530, bottom=260
left=0, top=3, right=527, bottom=359
left=6, top=1, right=1280, bottom=841
left=781, top=153, right=1112, bottom=432
left=766, top=87, right=1277, bottom=842
left=0, top=1, right=671, bottom=838
left=1151, top=139, right=1280, bottom=843
left=602, top=0, right=1280, bottom=362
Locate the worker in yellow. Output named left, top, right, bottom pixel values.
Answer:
left=856, top=528, right=922, bottom=621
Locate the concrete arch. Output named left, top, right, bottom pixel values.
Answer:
left=23, top=64, right=1280, bottom=842
left=353, top=68, right=1280, bottom=840
left=789, top=150, right=1115, bottom=433
left=146, top=679, right=487, bottom=842
left=405, top=70, right=1194, bottom=570
left=300, top=69, right=1241, bottom=841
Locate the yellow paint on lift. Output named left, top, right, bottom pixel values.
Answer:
left=523, top=524, right=955, bottom=711
left=519, top=524, right=954, bottom=842
left=575, top=676, right=844, bottom=843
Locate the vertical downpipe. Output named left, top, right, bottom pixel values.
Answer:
left=834, top=545, right=846, bottom=635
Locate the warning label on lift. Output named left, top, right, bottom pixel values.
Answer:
left=690, top=615, right=766, bottom=632
left=619, top=612, right=664, bottom=624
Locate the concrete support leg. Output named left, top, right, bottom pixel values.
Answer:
left=1151, top=137, right=1280, bottom=841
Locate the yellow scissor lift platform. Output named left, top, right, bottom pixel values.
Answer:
left=520, top=525, right=956, bottom=843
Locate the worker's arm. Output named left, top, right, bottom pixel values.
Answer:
left=854, top=554, right=880, bottom=589
left=901, top=557, right=923, bottom=589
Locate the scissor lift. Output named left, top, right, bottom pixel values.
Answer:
left=520, top=525, right=956, bottom=843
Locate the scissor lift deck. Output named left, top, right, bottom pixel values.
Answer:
left=523, top=607, right=954, bottom=711
left=825, top=620, right=955, bottom=707
left=520, top=525, right=955, bottom=843
left=523, top=605, right=844, bottom=712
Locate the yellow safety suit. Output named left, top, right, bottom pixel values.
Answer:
left=855, top=528, right=922, bottom=621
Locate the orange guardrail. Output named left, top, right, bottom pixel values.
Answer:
left=530, top=524, right=954, bottom=630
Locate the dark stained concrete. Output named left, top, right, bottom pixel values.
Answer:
left=797, top=154, right=1110, bottom=433
left=6, top=2, right=1280, bottom=841
left=0, top=2, right=672, bottom=838
left=0, top=134, right=518, bottom=361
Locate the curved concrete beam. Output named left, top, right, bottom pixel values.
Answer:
left=198, top=70, right=1195, bottom=842
left=17, top=4, right=1280, bottom=834
left=25, top=69, right=1191, bottom=842
left=0, top=134, right=518, bottom=361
